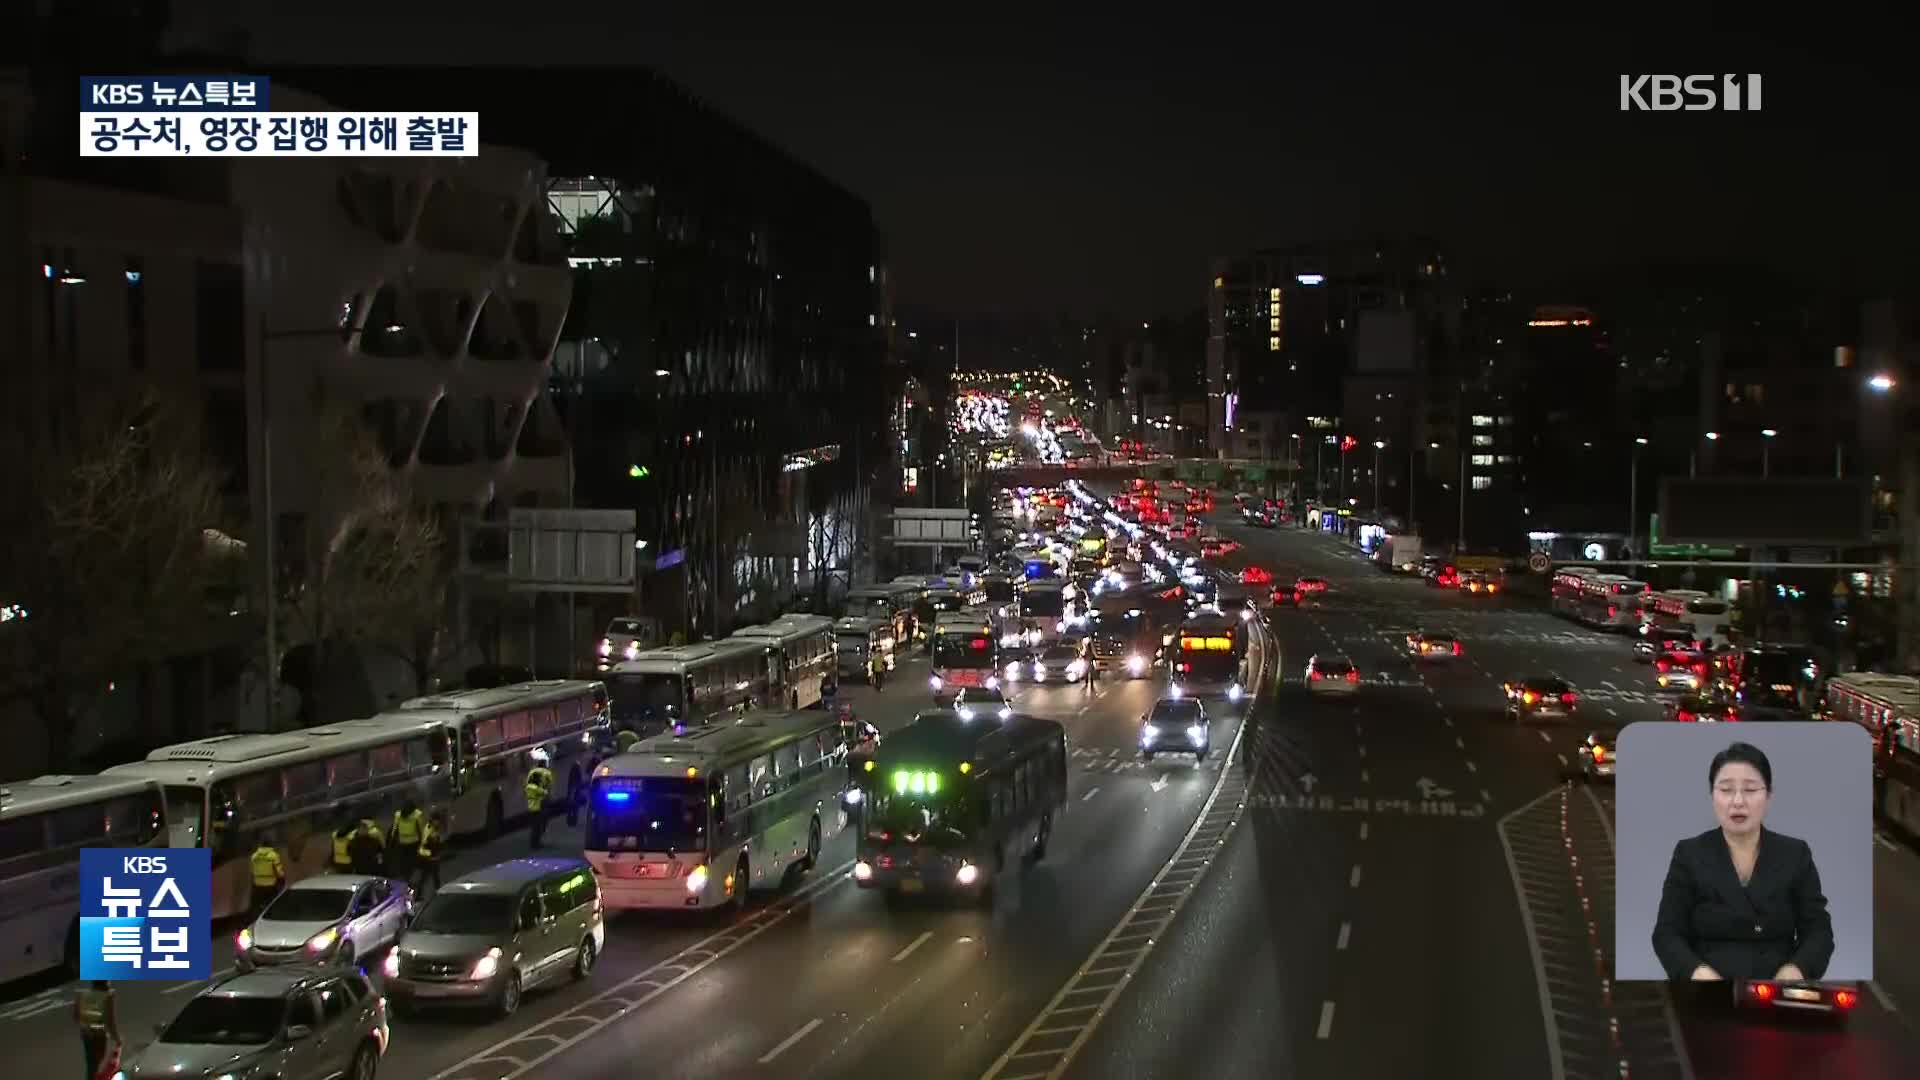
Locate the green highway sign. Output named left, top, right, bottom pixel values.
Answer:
left=1646, top=513, right=1736, bottom=558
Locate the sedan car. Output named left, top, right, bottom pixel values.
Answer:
left=1633, top=628, right=1699, bottom=663
left=951, top=685, right=1014, bottom=722
left=121, top=966, right=387, bottom=1080
left=1666, top=694, right=1738, bottom=723
left=1504, top=677, right=1578, bottom=722
left=1140, top=696, right=1211, bottom=761
left=1306, top=654, right=1361, bottom=695
left=1270, top=580, right=1304, bottom=607
left=1240, top=565, right=1274, bottom=586
left=1575, top=731, right=1615, bottom=782
left=1296, top=577, right=1328, bottom=596
left=1030, top=644, right=1088, bottom=684
left=236, top=874, right=413, bottom=971
left=1406, top=631, right=1464, bottom=661
left=1654, top=652, right=1710, bottom=692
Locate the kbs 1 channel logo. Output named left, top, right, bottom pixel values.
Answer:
left=78, top=849, right=212, bottom=981
left=80, top=75, right=480, bottom=158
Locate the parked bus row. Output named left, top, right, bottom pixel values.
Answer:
left=1549, top=567, right=1732, bottom=645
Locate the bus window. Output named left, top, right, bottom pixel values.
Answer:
left=283, top=762, right=328, bottom=813
left=725, top=764, right=752, bottom=813
left=529, top=707, right=556, bottom=739
left=369, top=742, right=407, bottom=781
left=0, top=816, right=45, bottom=866
left=49, top=804, right=108, bottom=849
left=329, top=752, right=370, bottom=789
left=474, top=717, right=503, bottom=753
left=503, top=711, right=531, bottom=745
left=229, top=773, right=283, bottom=818
left=104, top=791, right=165, bottom=846
left=160, top=786, right=205, bottom=848
left=773, top=743, right=802, bottom=791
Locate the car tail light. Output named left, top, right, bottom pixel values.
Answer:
left=1177, top=662, right=1190, bottom=673
left=1656, top=658, right=1671, bottom=673
left=1561, top=692, right=1577, bottom=707
left=1835, top=989, right=1859, bottom=1009
left=1591, top=745, right=1606, bottom=762
left=1692, top=663, right=1708, bottom=677
left=1452, top=641, right=1463, bottom=656
left=1607, top=605, right=1618, bottom=618
left=1523, top=691, right=1539, bottom=705
left=1309, top=670, right=1321, bottom=680
left=1345, top=669, right=1360, bottom=684
left=1677, top=710, right=1695, bottom=722
left=1751, top=981, right=1776, bottom=1002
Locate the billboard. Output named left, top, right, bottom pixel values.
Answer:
left=1655, top=478, right=1871, bottom=546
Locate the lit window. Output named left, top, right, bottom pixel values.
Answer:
left=1497, top=415, right=1514, bottom=426
left=1471, top=475, right=1493, bottom=490
left=868, top=313, right=877, bottom=326
left=1268, top=336, right=1280, bottom=351
left=1268, top=287, right=1280, bottom=301
left=1471, top=454, right=1495, bottom=466
left=1472, top=435, right=1493, bottom=447
left=1214, top=276, right=1225, bottom=289
left=1269, top=317, right=1281, bottom=332
left=1496, top=454, right=1516, bottom=464
left=1471, top=415, right=1494, bottom=427
left=1835, top=346, right=1854, bottom=369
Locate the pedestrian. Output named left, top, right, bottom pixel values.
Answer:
left=524, top=749, right=555, bottom=849
left=414, top=812, right=446, bottom=898
left=247, top=834, right=286, bottom=921
left=869, top=651, right=885, bottom=692
left=1081, top=639, right=1098, bottom=690
left=389, top=800, right=425, bottom=884
left=349, top=811, right=386, bottom=876
left=329, top=806, right=357, bottom=873
left=74, top=979, right=118, bottom=1080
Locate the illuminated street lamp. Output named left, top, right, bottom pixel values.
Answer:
left=1869, top=373, right=1896, bottom=393
left=1761, top=428, right=1777, bottom=476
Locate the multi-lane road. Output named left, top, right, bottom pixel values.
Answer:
left=7, top=507, right=1920, bottom=1079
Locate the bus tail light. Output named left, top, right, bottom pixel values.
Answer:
left=1345, top=669, right=1360, bottom=684
left=686, top=864, right=710, bottom=894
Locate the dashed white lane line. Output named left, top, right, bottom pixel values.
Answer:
left=1337, top=921, right=1352, bottom=951
left=1557, top=754, right=1568, bottom=767
left=1360, top=768, right=1370, bottom=784
left=1454, top=736, right=1466, bottom=749
left=1481, top=788, right=1493, bottom=802
left=1349, top=864, right=1363, bottom=888
left=1082, top=787, right=1101, bottom=802
left=758, top=1018, right=823, bottom=1064
left=1465, top=760, right=1478, bottom=773
left=891, top=931, right=934, bottom=963
left=1317, top=1001, right=1337, bottom=1039
left=1538, top=730, right=1553, bottom=743
left=1358, top=745, right=1367, bottom=759
left=1607, top=707, right=1619, bottom=717
left=1359, top=822, right=1369, bottom=840
left=1443, top=716, right=1454, bottom=727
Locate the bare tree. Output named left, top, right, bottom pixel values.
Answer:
left=0, top=387, right=237, bottom=772
left=276, top=403, right=447, bottom=724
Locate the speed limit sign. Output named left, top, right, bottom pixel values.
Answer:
left=1527, top=551, right=1551, bottom=574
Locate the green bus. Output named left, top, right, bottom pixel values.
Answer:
left=852, top=709, right=1067, bottom=903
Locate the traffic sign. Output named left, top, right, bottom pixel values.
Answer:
left=1527, top=551, right=1551, bottom=574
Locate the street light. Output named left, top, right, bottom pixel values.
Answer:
left=1761, top=428, right=1777, bottom=477
left=1869, top=373, right=1896, bottom=393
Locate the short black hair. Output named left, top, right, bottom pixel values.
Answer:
left=1709, top=741, right=1773, bottom=789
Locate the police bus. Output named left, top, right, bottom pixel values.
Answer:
left=389, top=679, right=611, bottom=838
left=104, top=717, right=447, bottom=919
left=608, top=640, right=774, bottom=732
left=851, top=709, right=1066, bottom=903
left=585, top=708, right=849, bottom=912
left=0, top=774, right=167, bottom=981
left=1170, top=611, right=1249, bottom=704
left=730, top=614, right=838, bottom=710
left=929, top=614, right=1000, bottom=696
left=1020, top=579, right=1069, bottom=643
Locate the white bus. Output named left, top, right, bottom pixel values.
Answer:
left=0, top=775, right=167, bottom=982
left=1821, top=673, right=1920, bottom=836
left=1020, top=580, right=1070, bottom=642
left=607, top=639, right=773, bottom=734
left=390, top=679, right=611, bottom=838
left=1578, top=575, right=1647, bottom=631
left=104, top=718, right=447, bottom=920
left=929, top=614, right=1000, bottom=695
left=585, top=709, right=850, bottom=911
left=1550, top=567, right=1600, bottom=619
left=1649, top=590, right=1734, bottom=647
left=730, top=614, right=838, bottom=710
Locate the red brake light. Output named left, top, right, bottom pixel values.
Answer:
left=1692, top=662, right=1708, bottom=677
left=1345, top=669, right=1360, bottom=684
left=1561, top=692, right=1577, bottom=707
left=970, top=638, right=988, bottom=650
left=1177, top=662, right=1190, bottom=673
left=1835, top=989, right=1859, bottom=1009
left=1677, top=710, right=1695, bottom=722
left=1607, top=605, right=1617, bottom=618
left=1309, top=670, right=1321, bottom=680
left=1752, top=982, right=1776, bottom=1002
left=1656, top=658, right=1671, bottom=673
left=1452, top=641, right=1462, bottom=656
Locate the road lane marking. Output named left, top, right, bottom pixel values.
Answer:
left=1316, top=1000, right=1336, bottom=1039
left=1465, top=760, right=1478, bottom=773
left=1481, top=788, right=1493, bottom=802
left=1443, top=716, right=1453, bottom=727
left=1349, top=864, right=1362, bottom=888
left=1454, top=736, right=1465, bottom=749
left=1496, top=789, right=1570, bottom=1080
left=758, top=1018, right=823, bottom=1064
left=1082, top=787, right=1101, bottom=802
left=0, top=996, right=67, bottom=1021
left=1358, top=745, right=1366, bottom=759
left=1360, top=768, right=1369, bottom=784
left=892, top=931, right=934, bottom=963
left=1607, top=707, right=1619, bottom=717
left=1557, top=754, right=1568, bottom=767
left=1336, top=921, right=1351, bottom=951
left=1877, top=832, right=1899, bottom=852
left=1538, top=730, right=1552, bottom=743
left=1358, top=822, right=1368, bottom=840
left=427, top=860, right=852, bottom=1080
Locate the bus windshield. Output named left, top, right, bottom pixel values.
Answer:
left=933, top=633, right=995, bottom=669
left=984, top=579, right=1016, bottom=602
left=868, top=789, right=976, bottom=849
left=588, top=777, right=709, bottom=853
left=1022, top=591, right=1065, bottom=618
left=609, top=673, right=687, bottom=727
left=161, top=785, right=205, bottom=848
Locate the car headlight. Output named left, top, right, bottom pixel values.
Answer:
left=1005, top=662, right=1021, bottom=679
left=1141, top=724, right=1160, bottom=740
left=956, top=862, right=980, bottom=886
left=1126, top=654, right=1145, bottom=674
left=958, top=707, right=976, bottom=721
left=1228, top=684, right=1243, bottom=701
left=843, top=787, right=864, bottom=805
left=853, top=860, right=874, bottom=881
left=235, top=927, right=253, bottom=952
left=1187, top=724, right=1206, bottom=744
left=1033, top=664, right=1046, bottom=680
left=598, top=639, right=612, bottom=656
left=998, top=708, right=1012, bottom=721
left=383, top=950, right=401, bottom=979
left=469, top=946, right=503, bottom=980
left=624, top=642, right=641, bottom=659
left=305, top=927, right=338, bottom=954
left=1055, top=621, right=1066, bottom=633
left=986, top=675, right=1000, bottom=689
left=687, top=864, right=710, bottom=895
left=929, top=675, right=943, bottom=691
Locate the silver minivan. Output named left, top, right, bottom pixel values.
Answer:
left=381, top=856, right=603, bottom=1018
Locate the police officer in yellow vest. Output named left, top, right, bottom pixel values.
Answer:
left=389, top=800, right=425, bottom=883
left=525, top=747, right=555, bottom=849
left=415, top=811, right=447, bottom=896
left=74, top=979, right=119, bottom=1080
left=248, top=835, right=286, bottom=921
left=330, top=806, right=358, bottom=872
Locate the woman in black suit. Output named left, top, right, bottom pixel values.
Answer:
left=1651, top=741, right=1834, bottom=982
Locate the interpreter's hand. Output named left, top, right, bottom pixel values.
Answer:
left=1774, top=963, right=1806, bottom=982
left=1690, top=964, right=1722, bottom=981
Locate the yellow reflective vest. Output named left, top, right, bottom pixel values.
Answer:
left=331, top=828, right=356, bottom=866
left=417, top=823, right=443, bottom=861
left=392, top=809, right=425, bottom=846
left=249, top=846, right=284, bottom=887
left=525, top=766, right=554, bottom=811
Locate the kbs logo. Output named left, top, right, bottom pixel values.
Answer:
left=1620, top=74, right=1763, bottom=111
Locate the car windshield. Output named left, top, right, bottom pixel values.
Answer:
left=411, top=892, right=514, bottom=936
left=1022, top=591, right=1065, bottom=617
left=1525, top=680, right=1573, bottom=695
left=608, top=618, right=645, bottom=636
left=868, top=790, right=976, bottom=848
left=588, top=777, right=709, bottom=853
left=161, top=994, right=285, bottom=1046
left=608, top=672, right=686, bottom=726
left=1042, top=646, right=1079, bottom=662
left=1150, top=700, right=1202, bottom=724
left=933, top=633, right=996, bottom=668
left=261, top=888, right=352, bottom=923
left=1313, top=658, right=1353, bottom=673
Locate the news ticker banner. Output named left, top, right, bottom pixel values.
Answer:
left=80, top=75, right=478, bottom=158
left=78, top=848, right=212, bottom=981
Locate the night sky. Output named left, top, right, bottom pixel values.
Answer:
left=174, top=3, right=1920, bottom=317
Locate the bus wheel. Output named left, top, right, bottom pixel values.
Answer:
left=485, top=794, right=504, bottom=841
left=804, top=816, right=822, bottom=871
